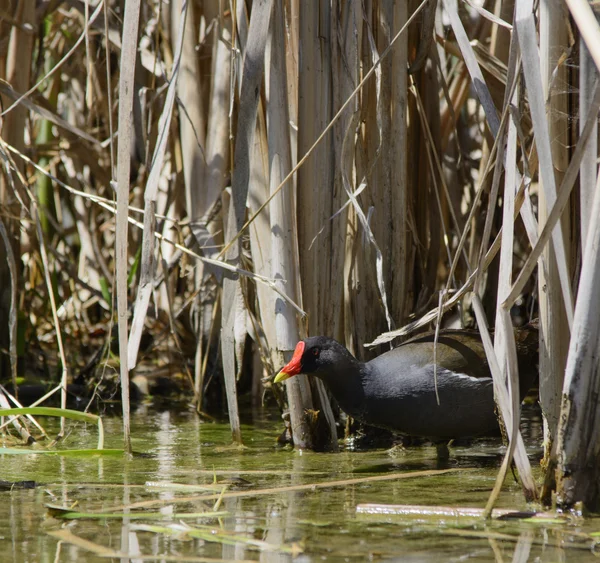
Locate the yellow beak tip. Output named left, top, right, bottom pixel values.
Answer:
left=274, top=371, right=291, bottom=384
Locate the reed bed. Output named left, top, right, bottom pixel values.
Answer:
left=1, top=0, right=600, bottom=509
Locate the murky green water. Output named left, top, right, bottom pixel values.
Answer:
left=1, top=405, right=599, bottom=562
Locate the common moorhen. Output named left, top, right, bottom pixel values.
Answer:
left=273, top=328, right=538, bottom=440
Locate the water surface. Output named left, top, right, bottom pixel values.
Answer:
left=1, top=405, right=597, bottom=562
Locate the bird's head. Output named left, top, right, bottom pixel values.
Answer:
left=273, top=336, right=355, bottom=383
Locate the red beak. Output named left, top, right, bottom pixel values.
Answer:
left=273, top=341, right=305, bottom=383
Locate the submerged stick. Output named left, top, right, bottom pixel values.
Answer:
left=356, top=503, right=544, bottom=519
left=98, top=468, right=465, bottom=513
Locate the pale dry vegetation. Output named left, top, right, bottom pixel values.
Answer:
left=1, top=0, right=600, bottom=509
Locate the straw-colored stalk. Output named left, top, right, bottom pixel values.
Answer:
left=537, top=0, right=573, bottom=462
left=115, top=0, right=143, bottom=454
left=267, top=0, right=316, bottom=449
left=297, top=2, right=339, bottom=338
left=553, top=0, right=600, bottom=511
left=486, top=76, right=535, bottom=512
left=295, top=1, right=341, bottom=449
left=221, top=0, right=274, bottom=444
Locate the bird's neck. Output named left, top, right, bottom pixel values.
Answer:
left=316, top=356, right=367, bottom=419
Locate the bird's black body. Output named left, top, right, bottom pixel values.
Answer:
left=276, top=329, right=538, bottom=440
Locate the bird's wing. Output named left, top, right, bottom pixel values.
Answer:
left=372, top=332, right=491, bottom=380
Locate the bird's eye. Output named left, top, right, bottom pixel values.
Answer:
left=312, top=347, right=320, bottom=357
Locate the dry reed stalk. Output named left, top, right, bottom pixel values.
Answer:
left=472, top=295, right=537, bottom=504
left=115, top=0, right=142, bottom=453
left=221, top=0, right=273, bottom=444
left=554, top=0, right=600, bottom=512
left=356, top=503, right=541, bottom=519
left=485, top=72, right=532, bottom=513
left=267, top=0, right=315, bottom=448
left=297, top=1, right=337, bottom=338
left=529, top=0, right=573, bottom=463
left=555, top=172, right=600, bottom=508
left=294, top=1, right=342, bottom=449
